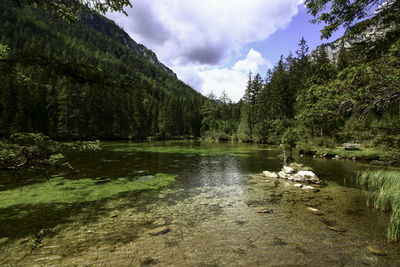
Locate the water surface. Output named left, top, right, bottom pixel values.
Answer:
left=0, top=141, right=399, bottom=266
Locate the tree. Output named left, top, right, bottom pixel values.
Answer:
left=12, top=0, right=132, bottom=22
left=305, top=0, right=400, bottom=39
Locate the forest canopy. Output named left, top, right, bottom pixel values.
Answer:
left=305, top=0, right=400, bottom=38
left=11, top=0, right=133, bottom=22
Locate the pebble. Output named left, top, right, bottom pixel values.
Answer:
left=302, top=185, right=316, bottom=190
left=367, top=245, right=387, bottom=256
left=255, top=207, right=273, bottom=214
left=19, top=238, right=30, bottom=244
left=307, top=207, right=324, bottom=216
left=148, top=227, right=170, bottom=236
left=327, top=226, right=347, bottom=232
left=0, top=237, right=9, bottom=245
left=153, top=219, right=166, bottom=226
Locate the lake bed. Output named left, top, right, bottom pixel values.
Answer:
left=0, top=141, right=399, bottom=266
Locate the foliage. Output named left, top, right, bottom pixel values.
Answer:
left=200, top=91, right=240, bottom=141
left=358, top=170, right=400, bottom=241
left=12, top=0, right=132, bottom=22
left=305, top=0, right=400, bottom=39
left=315, top=145, right=400, bottom=162
left=0, top=44, right=9, bottom=59
left=0, top=133, right=101, bottom=180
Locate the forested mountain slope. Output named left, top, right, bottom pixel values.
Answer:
left=0, top=0, right=204, bottom=140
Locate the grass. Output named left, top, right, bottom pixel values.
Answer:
left=358, top=170, right=400, bottom=241
left=0, top=173, right=176, bottom=218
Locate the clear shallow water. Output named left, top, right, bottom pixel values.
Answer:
left=0, top=141, right=400, bottom=266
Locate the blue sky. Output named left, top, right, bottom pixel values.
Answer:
left=246, top=5, right=344, bottom=67
left=106, top=1, right=345, bottom=102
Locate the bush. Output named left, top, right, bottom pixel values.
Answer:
left=313, top=136, right=336, bottom=148
left=296, top=141, right=317, bottom=155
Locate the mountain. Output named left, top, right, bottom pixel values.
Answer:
left=0, top=1, right=205, bottom=140
left=310, top=20, right=389, bottom=63
left=80, top=12, right=176, bottom=77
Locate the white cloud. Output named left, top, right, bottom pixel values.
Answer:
left=199, top=49, right=271, bottom=102
left=107, top=0, right=302, bottom=101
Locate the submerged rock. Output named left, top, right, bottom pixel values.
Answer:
left=263, top=171, right=278, bottom=179
left=328, top=226, right=347, bottom=232
left=367, top=245, right=387, bottom=256
left=37, top=228, right=52, bottom=239
left=19, top=238, right=30, bottom=245
left=307, top=207, right=324, bottom=215
left=153, top=218, right=166, bottom=226
left=0, top=237, right=9, bottom=245
left=148, top=226, right=170, bottom=236
left=302, top=185, right=319, bottom=192
left=255, top=207, right=273, bottom=214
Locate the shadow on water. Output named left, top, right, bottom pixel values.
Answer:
left=0, top=187, right=163, bottom=240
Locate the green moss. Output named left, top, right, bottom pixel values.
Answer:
left=358, top=170, right=400, bottom=241
left=107, top=143, right=273, bottom=157
left=0, top=173, right=176, bottom=211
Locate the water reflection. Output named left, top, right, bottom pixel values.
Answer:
left=193, top=155, right=244, bottom=187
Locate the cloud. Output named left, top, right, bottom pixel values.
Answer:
left=107, top=0, right=301, bottom=101
left=199, top=49, right=271, bottom=102
left=107, top=0, right=170, bottom=46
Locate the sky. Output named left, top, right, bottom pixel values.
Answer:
left=106, top=1, right=344, bottom=102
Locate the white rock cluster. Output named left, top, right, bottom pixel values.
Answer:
left=263, top=164, right=322, bottom=185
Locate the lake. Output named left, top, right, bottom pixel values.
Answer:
left=1, top=141, right=400, bottom=266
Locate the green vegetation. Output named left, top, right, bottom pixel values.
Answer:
left=305, top=0, right=400, bottom=39
left=0, top=133, right=101, bottom=181
left=358, top=170, right=400, bottom=241
left=200, top=91, right=241, bottom=142
left=0, top=173, right=176, bottom=219
left=0, top=0, right=204, bottom=141
left=109, top=142, right=271, bottom=157
left=315, top=146, right=400, bottom=163
left=11, top=0, right=132, bottom=22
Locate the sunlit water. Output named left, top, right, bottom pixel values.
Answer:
left=1, top=141, right=400, bottom=266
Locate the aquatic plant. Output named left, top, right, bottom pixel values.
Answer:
left=0, top=173, right=176, bottom=219
left=108, top=143, right=273, bottom=157
left=358, top=170, right=400, bottom=241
